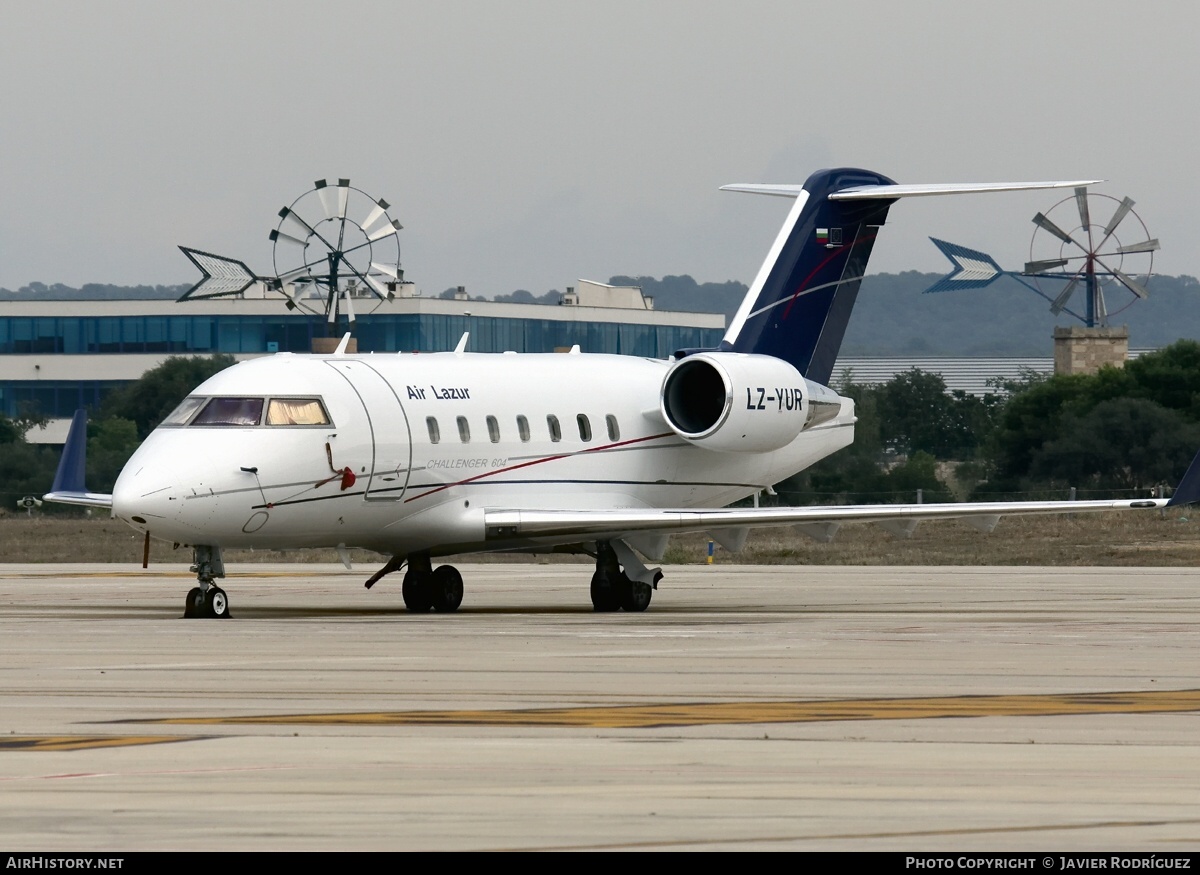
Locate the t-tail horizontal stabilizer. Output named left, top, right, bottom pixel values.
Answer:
left=42, top=409, right=113, bottom=509
left=721, top=170, right=1101, bottom=385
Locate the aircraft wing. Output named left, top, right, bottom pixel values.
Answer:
left=484, top=496, right=1167, bottom=543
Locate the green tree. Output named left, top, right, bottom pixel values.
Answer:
left=1124, top=339, right=1200, bottom=419
left=1029, top=398, right=1200, bottom=492
left=875, top=369, right=999, bottom=459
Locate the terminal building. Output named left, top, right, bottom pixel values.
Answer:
left=1, top=279, right=726, bottom=441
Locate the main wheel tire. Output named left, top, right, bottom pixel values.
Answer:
left=618, top=576, right=653, bottom=613
left=590, top=570, right=621, bottom=612
left=402, top=571, right=433, bottom=612
left=184, top=587, right=205, bottom=619
left=431, top=565, right=464, bottom=612
left=206, top=586, right=231, bottom=619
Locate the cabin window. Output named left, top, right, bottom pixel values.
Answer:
left=162, top=396, right=206, bottom=426
left=486, top=415, right=500, bottom=443
left=516, top=415, right=530, bottom=442
left=577, top=414, right=592, bottom=442
left=606, top=414, right=620, bottom=441
left=192, top=397, right=264, bottom=427
left=547, top=414, right=561, bottom=442
left=266, top=398, right=330, bottom=426
left=426, top=416, right=440, bottom=444
left=457, top=416, right=471, bottom=443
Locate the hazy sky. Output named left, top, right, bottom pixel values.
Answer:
left=1, top=1, right=1195, bottom=298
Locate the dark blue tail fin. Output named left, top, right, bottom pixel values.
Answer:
left=722, top=168, right=897, bottom=385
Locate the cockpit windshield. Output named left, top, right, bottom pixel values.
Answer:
left=193, top=397, right=264, bottom=426
left=161, top=396, right=207, bottom=426
left=266, top=398, right=331, bottom=426
left=161, top=396, right=332, bottom=428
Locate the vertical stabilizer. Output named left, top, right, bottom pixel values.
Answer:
left=722, top=168, right=897, bottom=385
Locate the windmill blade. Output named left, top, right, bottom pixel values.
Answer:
left=367, top=219, right=403, bottom=242
left=370, top=261, right=402, bottom=279
left=334, top=257, right=389, bottom=302
left=269, top=228, right=308, bottom=248
left=360, top=198, right=391, bottom=234
left=314, top=179, right=339, bottom=220
left=1095, top=196, right=1136, bottom=251
left=1113, top=269, right=1150, bottom=300
left=1094, top=254, right=1151, bottom=299
left=1050, top=275, right=1082, bottom=315
left=1103, top=197, right=1135, bottom=237
left=1024, top=258, right=1069, bottom=274
left=326, top=285, right=339, bottom=324
left=341, top=286, right=357, bottom=323
left=1033, top=212, right=1084, bottom=249
left=365, top=275, right=394, bottom=301
left=279, top=206, right=339, bottom=253
left=1095, top=284, right=1108, bottom=325
left=334, top=179, right=350, bottom=218
left=1115, top=239, right=1160, bottom=255
left=1074, top=187, right=1091, bottom=230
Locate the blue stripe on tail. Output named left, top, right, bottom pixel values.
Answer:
left=724, top=168, right=897, bottom=385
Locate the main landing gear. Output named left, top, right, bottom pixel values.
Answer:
left=400, top=553, right=464, bottom=613
left=185, top=545, right=230, bottom=619
left=590, top=541, right=656, bottom=613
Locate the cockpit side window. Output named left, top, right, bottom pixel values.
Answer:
left=192, top=397, right=264, bottom=427
left=161, top=396, right=206, bottom=426
left=266, top=398, right=331, bottom=426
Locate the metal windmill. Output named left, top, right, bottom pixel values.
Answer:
left=924, top=186, right=1159, bottom=327
left=1024, top=188, right=1159, bottom=327
left=178, top=178, right=406, bottom=331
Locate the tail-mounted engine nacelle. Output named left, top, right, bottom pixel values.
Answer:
left=660, top=352, right=808, bottom=452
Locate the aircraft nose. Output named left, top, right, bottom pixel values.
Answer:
left=112, top=458, right=181, bottom=534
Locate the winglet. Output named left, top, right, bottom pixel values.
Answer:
left=1167, top=448, right=1200, bottom=507
left=50, top=409, right=89, bottom=494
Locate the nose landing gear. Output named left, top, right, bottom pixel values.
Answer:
left=185, top=545, right=230, bottom=619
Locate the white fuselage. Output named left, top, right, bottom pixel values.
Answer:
left=110, top=351, right=855, bottom=557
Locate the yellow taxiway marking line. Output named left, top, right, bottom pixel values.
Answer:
left=141, top=689, right=1200, bottom=730
left=0, top=735, right=197, bottom=752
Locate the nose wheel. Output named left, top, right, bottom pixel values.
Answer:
left=184, top=546, right=231, bottom=618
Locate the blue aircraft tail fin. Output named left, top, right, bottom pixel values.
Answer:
left=721, top=168, right=897, bottom=385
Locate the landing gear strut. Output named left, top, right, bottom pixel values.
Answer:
left=185, top=545, right=230, bottom=619
left=401, top=553, right=464, bottom=613
left=590, top=541, right=654, bottom=612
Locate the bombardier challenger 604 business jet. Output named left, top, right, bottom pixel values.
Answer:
left=45, top=168, right=1193, bottom=618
